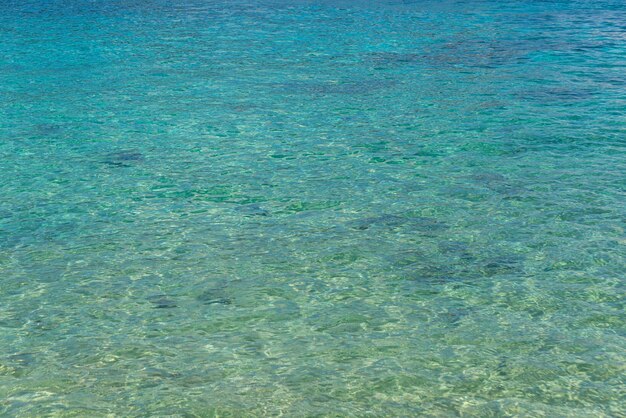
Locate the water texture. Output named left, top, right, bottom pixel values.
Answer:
left=0, top=0, right=625, bottom=415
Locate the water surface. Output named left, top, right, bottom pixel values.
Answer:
left=0, top=0, right=625, bottom=415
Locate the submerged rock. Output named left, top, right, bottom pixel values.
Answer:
left=408, top=216, right=449, bottom=233
left=144, top=367, right=181, bottom=379
left=467, top=172, right=507, bottom=184
left=235, top=203, right=270, bottom=217
left=439, top=306, right=473, bottom=326
left=491, top=184, right=529, bottom=199
left=0, top=353, right=36, bottom=377
left=480, top=254, right=524, bottom=276
left=366, top=51, right=422, bottom=66
left=0, top=208, right=12, bottom=220
left=388, top=249, right=426, bottom=268
left=33, top=123, right=63, bottom=136
left=197, top=289, right=232, bottom=306
left=147, top=295, right=178, bottom=309
left=409, top=264, right=466, bottom=285
left=348, top=214, right=448, bottom=234
left=366, top=41, right=522, bottom=69
left=348, top=214, right=406, bottom=230
left=518, top=86, right=596, bottom=103
left=103, top=150, right=144, bottom=167
left=8, top=353, right=36, bottom=367
left=276, top=79, right=396, bottom=96
left=466, top=172, right=528, bottom=198
left=438, top=240, right=475, bottom=261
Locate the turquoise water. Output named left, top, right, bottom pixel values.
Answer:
left=1, top=0, right=625, bottom=415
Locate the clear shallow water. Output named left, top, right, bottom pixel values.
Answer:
left=1, top=0, right=625, bottom=415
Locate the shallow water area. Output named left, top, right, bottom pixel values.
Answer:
left=0, top=0, right=625, bottom=415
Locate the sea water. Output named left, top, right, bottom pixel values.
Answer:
left=0, top=0, right=624, bottom=415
